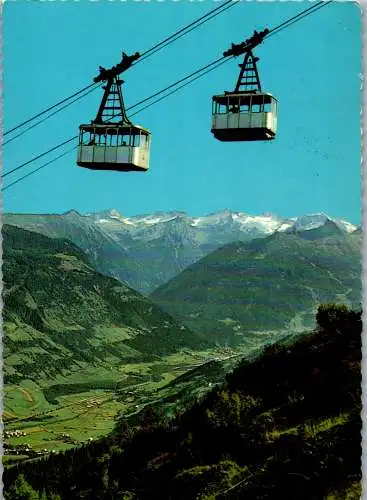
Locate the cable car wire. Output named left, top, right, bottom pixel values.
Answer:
left=3, top=60, right=231, bottom=191
left=136, top=0, right=239, bottom=64
left=3, top=0, right=332, bottom=187
left=4, top=82, right=98, bottom=137
left=5, top=6, right=235, bottom=149
left=3, top=0, right=331, bottom=181
left=128, top=56, right=226, bottom=114
left=266, top=0, right=333, bottom=38
left=3, top=137, right=76, bottom=179
left=4, top=58, right=226, bottom=179
left=3, top=85, right=103, bottom=147
left=3, top=54, right=229, bottom=179
left=130, top=58, right=230, bottom=117
left=2, top=149, right=74, bottom=192
left=103, top=0, right=332, bottom=116
left=4, top=0, right=239, bottom=141
left=5, top=0, right=324, bottom=147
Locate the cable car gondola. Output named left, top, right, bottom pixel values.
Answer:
left=211, top=30, right=278, bottom=142
left=77, top=53, right=151, bottom=172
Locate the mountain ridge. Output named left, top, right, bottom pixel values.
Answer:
left=150, top=229, right=362, bottom=344
left=3, top=209, right=358, bottom=294
left=89, top=208, right=357, bottom=233
left=3, top=223, right=208, bottom=386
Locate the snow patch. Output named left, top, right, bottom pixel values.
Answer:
left=277, top=222, right=293, bottom=232
left=336, top=220, right=357, bottom=233
left=292, top=213, right=330, bottom=231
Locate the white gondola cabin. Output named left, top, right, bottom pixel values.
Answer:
left=212, top=32, right=278, bottom=143
left=77, top=124, right=151, bottom=172
left=77, top=54, right=151, bottom=173
left=211, top=92, right=278, bottom=142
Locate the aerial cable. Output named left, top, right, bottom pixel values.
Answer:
left=3, top=137, right=76, bottom=179
left=130, top=58, right=230, bottom=117
left=139, top=0, right=333, bottom=111
left=6, top=0, right=321, bottom=148
left=3, top=82, right=98, bottom=137
left=267, top=0, right=333, bottom=37
left=3, top=0, right=333, bottom=185
left=128, top=56, right=226, bottom=113
left=4, top=0, right=239, bottom=141
left=221, top=0, right=331, bottom=59
left=3, top=85, right=103, bottom=146
left=3, top=60, right=231, bottom=191
left=2, top=149, right=74, bottom=192
left=136, top=0, right=239, bottom=64
left=3, top=56, right=227, bottom=179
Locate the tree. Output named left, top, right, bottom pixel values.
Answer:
left=6, top=474, right=40, bottom=500
left=316, top=304, right=350, bottom=332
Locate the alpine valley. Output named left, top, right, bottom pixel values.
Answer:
left=2, top=209, right=362, bottom=499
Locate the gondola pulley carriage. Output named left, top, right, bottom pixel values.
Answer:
left=77, top=52, right=151, bottom=172
left=211, top=29, right=278, bottom=142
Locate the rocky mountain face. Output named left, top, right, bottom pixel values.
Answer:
left=150, top=228, right=362, bottom=345
left=3, top=209, right=358, bottom=294
left=2, top=224, right=208, bottom=385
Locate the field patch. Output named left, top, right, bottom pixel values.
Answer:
left=4, top=347, right=235, bottom=462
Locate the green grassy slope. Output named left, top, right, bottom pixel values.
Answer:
left=3, top=223, right=209, bottom=386
left=3, top=212, right=147, bottom=291
left=151, top=231, right=361, bottom=344
left=3, top=224, right=214, bottom=456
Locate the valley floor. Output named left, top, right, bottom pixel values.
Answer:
left=4, top=346, right=245, bottom=465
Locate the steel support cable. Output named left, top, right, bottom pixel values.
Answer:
left=3, top=137, right=77, bottom=179
left=4, top=0, right=321, bottom=146
left=136, top=0, right=239, bottom=64
left=3, top=85, right=103, bottom=146
left=266, top=0, right=332, bottom=38
left=4, top=0, right=239, bottom=140
left=125, top=2, right=332, bottom=113
left=3, top=55, right=227, bottom=180
left=4, top=82, right=98, bottom=137
left=3, top=0, right=334, bottom=188
left=3, top=60, right=231, bottom=191
left=127, top=56, right=226, bottom=113
left=130, top=58, right=230, bottom=117
left=2, top=149, right=74, bottom=192
left=111, top=0, right=332, bottom=115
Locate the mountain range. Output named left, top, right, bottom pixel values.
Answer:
left=3, top=209, right=359, bottom=294
left=2, top=211, right=362, bottom=486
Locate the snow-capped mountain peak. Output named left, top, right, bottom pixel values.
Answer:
left=108, top=208, right=124, bottom=219
left=90, top=209, right=357, bottom=238
left=291, top=213, right=330, bottom=231
left=286, top=213, right=356, bottom=234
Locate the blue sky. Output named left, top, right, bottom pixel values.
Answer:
left=3, top=0, right=362, bottom=224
